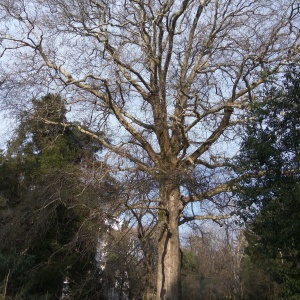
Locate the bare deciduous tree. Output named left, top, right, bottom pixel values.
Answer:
left=0, top=1, right=299, bottom=299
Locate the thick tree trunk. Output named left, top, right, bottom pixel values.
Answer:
left=156, top=183, right=182, bottom=300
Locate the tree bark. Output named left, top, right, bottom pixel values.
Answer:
left=156, top=182, right=182, bottom=300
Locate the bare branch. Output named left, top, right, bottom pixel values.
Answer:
left=179, top=213, right=234, bottom=225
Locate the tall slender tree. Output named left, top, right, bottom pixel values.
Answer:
left=0, top=1, right=299, bottom=298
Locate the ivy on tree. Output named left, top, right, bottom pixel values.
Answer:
left=0, top=94, right=112, bottom=299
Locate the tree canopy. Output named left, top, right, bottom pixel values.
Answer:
left=0, top=94, right=119, bottom=299
left=235, top=66, right=300, bottom=298
left=0, top=1, right=299, bottom=299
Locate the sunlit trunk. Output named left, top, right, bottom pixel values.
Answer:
left=156, top=183, right=182, bottom=300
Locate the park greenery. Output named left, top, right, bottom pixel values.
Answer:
left=0, top=1, right=299, bottom=299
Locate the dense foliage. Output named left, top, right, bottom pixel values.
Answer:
left=0, top=94, right=116, bottom=299
left=236, top=66, right=300, bottom=299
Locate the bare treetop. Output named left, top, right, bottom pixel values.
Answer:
left=0, top=0, right=299, bottom=217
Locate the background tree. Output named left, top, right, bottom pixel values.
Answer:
left=0, top=94, right=120, bottom=299
left=99, top=224, right=153, bottom=300
left=235, top=65, right=300, bottom=299
left=0, top=1, right=299, bottom=299
left=181, top=229, right=237, bottom=300
left=180, top=227, right=282, bottom=300
left=181, top=226, right=241, bottom=300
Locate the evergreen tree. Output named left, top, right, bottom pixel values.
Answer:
left=0, top=94, right=117, bottom=299
left=236, top=66, right=300, bottom=299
